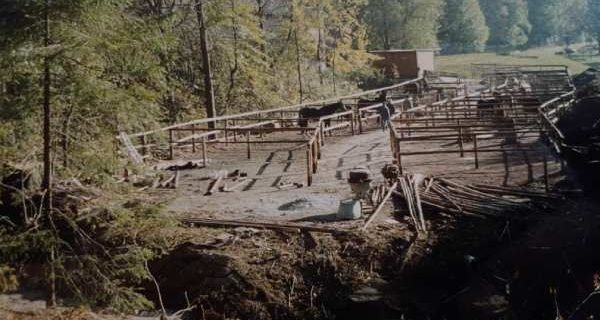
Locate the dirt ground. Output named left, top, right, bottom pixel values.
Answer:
left=133, top=114, right=599, bottom=320
left=165, top=116, right=562, bottom=224
left=3, top=105, right=597, bottom=319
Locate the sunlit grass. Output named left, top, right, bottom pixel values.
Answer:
left=436, top=45, right=595, bottom=76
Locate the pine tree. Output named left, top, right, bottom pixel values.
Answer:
left=480, top=0, right=531, bottom=50
left=558, top=0, right=587, bottom=47
left=438, top=0, right=489, bottom=53
left=587, top=0, right=600, bottom=54
left=363, top=0, right=442, bottom=50
left=527, top=0, right=562, bottom=46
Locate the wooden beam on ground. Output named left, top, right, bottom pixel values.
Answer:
left=180, top=217, right=345, bottom=234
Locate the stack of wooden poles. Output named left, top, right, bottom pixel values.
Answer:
left=393, top=174, right=560, bottom=230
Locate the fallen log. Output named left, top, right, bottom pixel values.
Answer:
left=180, top=217, right=345, bottom=234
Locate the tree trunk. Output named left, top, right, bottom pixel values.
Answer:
left=43, top=0, right=56, bottom=308
left=316, top=5, right=324, bottom=85
left=193, top=0, right=217, bottom=128
left=225, top=0, right=239, bottom=115
left=294, top=30, right=303, bottom=103
left=61, top=105, right=73, bottom=169
left=317, top=27, right=323, bottom=85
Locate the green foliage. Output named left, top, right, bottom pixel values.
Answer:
left=527, top=0, right=563, bottom=46
left=438, top=0, right=489, bottom=53
left=558, top=0, right=587, bottom=46
left=0, top=200, right=177, bottom=311
left=362, top=0, right=442, bottom=50
left=588, top=0, right=600, bottom=52
left=480, top=0, right=531, bottom=50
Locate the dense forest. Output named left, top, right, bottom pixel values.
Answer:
left=1, top=0, right=599, bottom=175
left=1, top=0, right=600, bottom=314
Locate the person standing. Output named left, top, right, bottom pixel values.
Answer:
left=378, top=101, right=391, bottom=131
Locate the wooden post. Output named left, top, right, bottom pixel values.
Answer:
left=320, top=122, right=325, bottom=145
left=358, top=110, right=363, bottom=134
left=312, top=142, right=318, bottom=173
left=140, top=135, right=147, bottom=156
left=232, top=120, right=237, bottom=142
left=306, top=145, right=313, bottom=186
left=191, top=124, right=196, bottom=153
left=246, top=132, right=251, bottom=159
left=224, top=120, right=229, bottom=145
left=458, top=126, right=464, bottom=157
left=316, top=134, right=322, bottom=159
left=350, top=112, right=355, bottom=135
left=474, top=134, right=479, bottom=169
left=168, top=129, right=174, bottom=160
left=397, top=140, right=403, bottom=175
left=258, top=114, right=264, bottom=139
left=543, top=153, right=549, bottom=192
left=202, top=136, right=207, bottom=167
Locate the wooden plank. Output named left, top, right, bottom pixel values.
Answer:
left=362, top=182, right=398, bottom=232
left=124, top=77, right=424, bottom=138
left=180, top=217, right=345, bottom=234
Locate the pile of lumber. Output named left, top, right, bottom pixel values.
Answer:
left=395, top=175, right=427, bottom=233
left=412, top=176, right=559, bottom=218
left=388, top=173, right=562, bottom=232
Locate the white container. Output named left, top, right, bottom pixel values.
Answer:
left=337, top=199, right=362, bottom=220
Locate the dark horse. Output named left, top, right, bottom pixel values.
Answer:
left=298, top=102, right=349, bottom=130
left=477, top=97, right=504, bottom=118
left=357, top=92, right=387, bottom=109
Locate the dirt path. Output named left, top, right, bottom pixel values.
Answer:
left=165, top=118, right=562, bottom=225
left=166, top=125, right=395, bottom=221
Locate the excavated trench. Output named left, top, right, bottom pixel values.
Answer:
left=145, top=187, right=600, bottom=320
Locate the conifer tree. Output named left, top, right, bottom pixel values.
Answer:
left=438, top=0, right=489, bottom=53
left=480, top=0, right=531, bottom=50
left=587, top=0, right=600, bottom=54
left=362, top=0, right=442, bottom=50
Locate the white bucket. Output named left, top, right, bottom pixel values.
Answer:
left=337, top=199, right=362, bottom=220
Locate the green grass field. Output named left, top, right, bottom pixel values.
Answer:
left=436, top=45, right=599, bottom=76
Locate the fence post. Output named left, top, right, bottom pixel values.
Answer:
left=458, top=124, right=464, bottom=157
left=312, top=142, right=318, bottom=173
left=246, top=132, right=251, bottom=160
left=191, top=124, right=196, bottom=153
left=202, top=136, right=207, bottom=167
left=358, top=110, right=363, bottom=134
left=320, top=122, right=325, bottom=145
left=316, top=134, right=322, bottom=159
left=168, top=129, right=174, bottom=160
left=232, top=119, right=237, bottom=142
left=397, top=140, right=403, bottom=175
left=306, top=144, right=313, bottom=186
left=140, top=135, right=147, bottom=156
left=543, top=153, right=549, bottom=192
left=474, top=134, right=479, bottom=169
left=351, top=112, right=355, bottom=135
left=224, top=120, right=229, bottom=145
